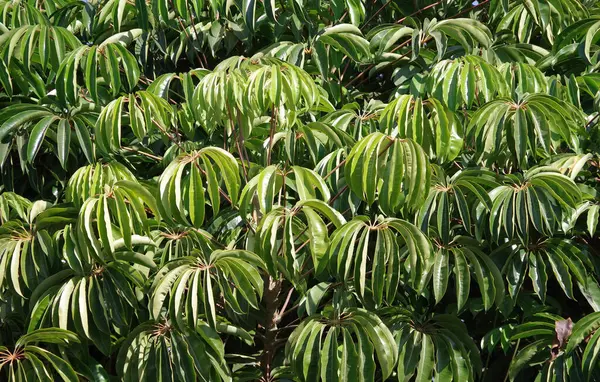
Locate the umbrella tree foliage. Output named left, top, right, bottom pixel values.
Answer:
left=1, top=0, right=600, bottom=380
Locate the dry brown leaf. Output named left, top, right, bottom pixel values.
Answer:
left=551, top=318, right=573, bottom=360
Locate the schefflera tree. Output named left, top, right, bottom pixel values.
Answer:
left=1, top=0, right=600, bottom=381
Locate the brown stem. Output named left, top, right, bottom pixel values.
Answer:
left=267, top=107, right=278, bottom=165
left=236, top=109, right=252, bottom=181
left=586, top=113, right=600, bottom=130
left=261, top=277, right=282, bottom=381
left=227, top=105, right=249, bottom=182
left=151, top=118, right=184, bottom=150
left=395, top=0, right=443, bottom=25
left=121, top=146, right=163, bottom=161
left=347, top=0, right=490, bottom=89
left=196, top=165, right=234, bottom=205
left=177, top=18, right=204, bottom=69
left=184, top=3, right=206, bottom=69
left=324, top=158, right=347, bottom=180
left=279, top=287, right=294, bottom=315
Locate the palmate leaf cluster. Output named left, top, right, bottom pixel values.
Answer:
left=1, top=0, right=600, bottom=381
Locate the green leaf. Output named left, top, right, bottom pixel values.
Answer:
left=0, top=109, right=52, bottom=142
left=433, top=250, right=449, bottom=303
left=508, top=340, right=549, bottom=381
left=26, top=116, right=58, bottom=163
left=320, top=327, right=339, bottom=381
left=57, top=119, right=71, bottom=168
left=566, top=312, right=600, bottom=354
left=453, top=249, right=470, bottom=312
left=320, top=24, right=371, bottom=62
left=28, top=346, right=79, bottom=382
left=415, top=334, right=434, bottom=382
left=243, top=0, right=257, bottom=33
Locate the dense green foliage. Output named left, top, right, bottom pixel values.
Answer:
left=1, top=0, right=600, bottom=380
